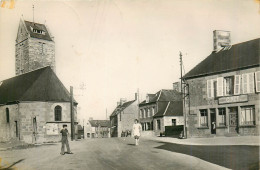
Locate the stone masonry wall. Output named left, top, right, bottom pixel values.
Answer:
left=19, top=102, right=77, bottom=143
left=117, top=101, right=138, bottom=137
left=185, top=67, right=260, bottom=138
left=28, top=38, right=55, bottom=72
left=0, top=104, right=19, bottom=142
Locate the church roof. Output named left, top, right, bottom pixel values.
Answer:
left=0, top=67, right=77, bottom=105
left=183, top=38, right=260, bottom=79
left=24, top=20, right=53, bottom=41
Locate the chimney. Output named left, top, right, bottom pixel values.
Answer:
left=146, top=94, right=149, bottom=103
left=213, top=30, right=231, bottom=52
left=173, top=82, right=181, bottom=92
left=89, top=117, right=93, bottom=121
left=117, top=102, right=120, bottom=106
left=120, top=98, right=127, bottom=105
left=135, top=93, right=138, bottom=100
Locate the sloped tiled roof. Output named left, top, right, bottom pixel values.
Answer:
left=0, top=66, right=77, bottom=104
left=139, top=89, right=181, bottom=106
left=24, top=20, right=53, bottom=41
left=154, top=101, right=183, bottom=117
left=184, top=38, right=260, bottom=79
left=89, top=120, right=110, bottom=127
left=110, top=100, right=136, bottom=117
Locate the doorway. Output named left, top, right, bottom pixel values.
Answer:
left=229, top=107, right=239, bottom=134
left=32, top=117, right=37, bottom=142
left=15, top=121, right=19, bottom=138
left=210, top=109, right=216, bottom=134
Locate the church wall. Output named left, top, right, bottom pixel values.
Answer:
left=0, top=104, right=19, bottom=142
left=15, top=39, right=30, bottom=75
left=19, top=101, right=77, bottom=143
left=28, top=38, right=55, bottom=72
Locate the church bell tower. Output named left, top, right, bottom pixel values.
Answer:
left=15, top=19, right=55, bottom=75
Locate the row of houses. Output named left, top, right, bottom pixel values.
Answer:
left=85, top=119, right=110, bottom=138
left=110, top=89, right=184, bottom=137
left=110, top=36, right=260, bottom=138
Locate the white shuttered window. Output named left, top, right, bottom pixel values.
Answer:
left=207, top=80, right=213, bottom=98
left=242, top=73, right=255, bottom=94
left=234, top=75, right=241, bottom=95
left=255, top=71, right=260, bottom=92
left=217, top=77, right=224, bottom=97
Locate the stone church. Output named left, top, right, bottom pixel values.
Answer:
left=0, top=19, right=78, bottom=143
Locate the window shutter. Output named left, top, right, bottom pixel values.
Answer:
left=217, top=77, right=223, bottom=97
left=255, top=71, right=260, bottom=92
left=248, top=73, right=255, bottom=93
left=234, top=75, right=241, bottom=95
left=242, top=74, right=248, bottom=94
left=207, top=80, right=212, bottom=98
left=223, top=79, right=227, bottom=96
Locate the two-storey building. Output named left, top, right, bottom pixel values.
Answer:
left=139, top=89, right=183, bottom=136
left=183, top=38, right=260, bottom=137
left=110, top=94, right=138, bottom=137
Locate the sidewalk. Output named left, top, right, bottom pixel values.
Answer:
left=144, top=135, right=260, bottom=146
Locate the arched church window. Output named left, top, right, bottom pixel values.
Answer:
left=54, top=105, right=62, bottom=121
left=6, top=108, right=9, bottom=123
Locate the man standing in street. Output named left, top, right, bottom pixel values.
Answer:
left=60, top=124, right=73, bottom=155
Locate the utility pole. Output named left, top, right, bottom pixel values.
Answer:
left=70, top=86, right=75, bottom=141
left=32, top=5, right=34, bottom=23
left=83, top=119, right=85, bottom=139
left=180, top=52, right=187, bottom=139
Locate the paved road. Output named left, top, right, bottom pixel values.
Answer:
left=0, top=137, right=258, bottom=170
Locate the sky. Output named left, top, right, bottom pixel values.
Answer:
left=0, top=0, right=260, bottom=123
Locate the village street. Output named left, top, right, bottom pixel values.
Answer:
left=0, top=137, right=259, bottom=170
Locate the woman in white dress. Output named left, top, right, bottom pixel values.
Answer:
left=132, top=119, right=142, bottom=145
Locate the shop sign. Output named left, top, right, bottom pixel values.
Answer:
left=218, top=95, right=248, bottom=105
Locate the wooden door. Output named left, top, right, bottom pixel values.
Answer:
left=229, top=107, right=238, bottom=134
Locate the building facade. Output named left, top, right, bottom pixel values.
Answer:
left=110, top=94, right=138, bottom=137
left=0, top=67, right=78, bottom=143
left=153, top=101, right=184, bottom=136
left=139, top=89, right=183, bottom=136
left=183, top=38, right=260, bottom=138
left=85, top=119, right=110, bottom=138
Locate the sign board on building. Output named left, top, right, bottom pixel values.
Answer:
left=218, top=95, right=248, bottom=105
left=46, top=123, right=59, bottom=135
left=213, top=30, right=231, bottom=51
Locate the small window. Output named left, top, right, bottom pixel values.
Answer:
left=157, top=119, right=161, bottom=130
left=152, top=107, right=155, bottom=116
left=200, top=109, right=208, bottom=127
left=139, top=109, right=143, bottom=118
left=54, top=105, right=62, bottom=121
left=224, top=76, right=234, bottom=96
left=218, top=108, right=226, bottom=126
left=147, top=109, right=150, bottom=117
left=6, top=108, right=9, bottom=123
left=143, top=109, right=146, bottom=118
left=172, top=119, right=176, bottom=126
left=240, top=106, right=255, bottom=125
